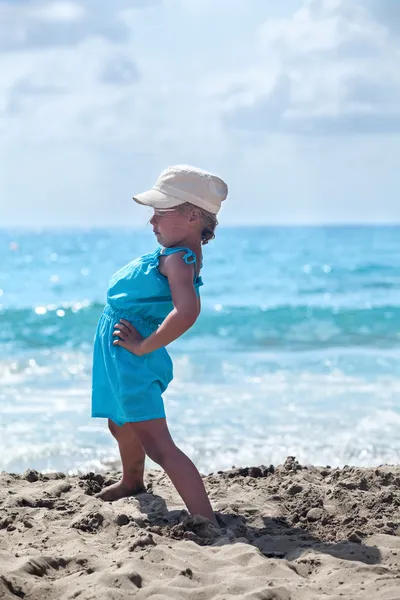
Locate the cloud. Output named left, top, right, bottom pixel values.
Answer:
left=31, top=1, right=84, bottom=23
left=4, top=77, right=66, bottom=115
left=100, top=56, right=140, bottom=86
left=2, top=1, right=400, bottom=146
left=222, top=0, right=400, bottom=135
left=364, top=0, right=400, bottom=34
left=0, top=0, right=223, bottom=149
left=0, top=0, right=158, bottom=51
left=1, top=0, right=400, bottom=226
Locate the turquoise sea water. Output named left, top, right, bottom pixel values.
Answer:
left=1, top=226, right=400, bottom=473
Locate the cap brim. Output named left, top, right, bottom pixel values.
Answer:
left=133, top=189, right=186, bottom=209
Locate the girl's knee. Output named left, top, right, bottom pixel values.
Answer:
left=131, top=420, right=176, bottom=466
left=142, top=439, right=176, bottom=467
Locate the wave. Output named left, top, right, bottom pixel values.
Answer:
left=194, top=305, right=400, bottom=350
left=2, top=302, right=400, bottom=351
left=0, top=302, right=103, bottom=350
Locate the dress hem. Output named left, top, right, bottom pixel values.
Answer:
left=92, top=412, right=166, bottom=425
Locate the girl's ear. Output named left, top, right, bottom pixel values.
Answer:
left=188, top=208, right=201, bottom=223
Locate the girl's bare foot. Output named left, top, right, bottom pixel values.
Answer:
left=97, top=481, right=146, bottom=502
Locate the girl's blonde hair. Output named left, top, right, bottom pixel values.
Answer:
left=179, top=203, right=218, bottom=245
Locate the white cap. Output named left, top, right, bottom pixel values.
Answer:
left=133, top=165, right=228, bottom=215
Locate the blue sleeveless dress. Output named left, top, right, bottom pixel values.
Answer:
left=91, top=247, right=203, bottom=426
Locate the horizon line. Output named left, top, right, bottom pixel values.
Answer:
left=0, top=221, right=400, bottom=233
left=2, top=222, right=400, bottom=231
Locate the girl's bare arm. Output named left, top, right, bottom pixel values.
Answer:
left=113, top=253, right=199, bottom=355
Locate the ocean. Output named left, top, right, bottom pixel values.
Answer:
left=1, top=226, right=400, bottom=474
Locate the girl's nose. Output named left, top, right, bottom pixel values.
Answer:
left=150, top=215, right=156, bottom=225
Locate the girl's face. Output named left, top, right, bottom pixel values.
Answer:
left=150, top=208, right=195, bottom=247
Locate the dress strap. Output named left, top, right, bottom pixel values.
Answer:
left=160, top=247, right=197, bottom=265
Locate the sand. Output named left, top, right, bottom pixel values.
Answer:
left=1, top=456, right=400, bottom=600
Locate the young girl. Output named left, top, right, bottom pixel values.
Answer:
left=91, top=165, right=228, bottom=526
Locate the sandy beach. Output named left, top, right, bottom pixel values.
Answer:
left=1, top=457, right=399, bottom=599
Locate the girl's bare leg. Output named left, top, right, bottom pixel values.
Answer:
left=129, top=418, right=217, bottom=526
left=98, top=419, right=146, bottom=501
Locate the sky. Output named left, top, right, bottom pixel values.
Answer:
left=1, top=0, right=400, bottom=227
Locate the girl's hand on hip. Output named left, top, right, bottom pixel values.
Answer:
left=113, top=319, right=144, bottom=356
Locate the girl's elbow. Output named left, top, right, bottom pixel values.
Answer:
left=177, top=308, right=199, bottom=327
